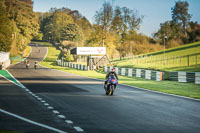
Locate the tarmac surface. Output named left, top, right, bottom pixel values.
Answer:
left=0, top=44, right=200, bottom=133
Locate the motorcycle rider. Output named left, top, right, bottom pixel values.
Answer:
left=26, top=60, right=30, bottom=69
left=104, top=68, right=118, bottom=89
left=34, top=61, right=38, bottom=69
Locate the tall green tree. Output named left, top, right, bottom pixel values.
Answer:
left=43, top=11, right=83, bottom=43
left=171, top=0, right=191, bottom=36
left=154, top=21, right=183, bottom=45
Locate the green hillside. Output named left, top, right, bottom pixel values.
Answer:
left=111, top=42, right=200, bottom=72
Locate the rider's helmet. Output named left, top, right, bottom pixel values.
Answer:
left=111, top=68, right=114, bottom=71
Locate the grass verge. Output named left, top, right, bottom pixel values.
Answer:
left=31, top=41, right=52, bottom=47
left=0, top=131, right=20, bottom=133
left=11, top=46, right=31, bottom=65
left=111, top=42, right=200, bottom=72
left=40, top=45, right=200, bottom=99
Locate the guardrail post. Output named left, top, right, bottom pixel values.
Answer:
left=128, top=68, right=132, bottom=77
left=104, top=66, right=107, bottom=72
left=121, top=68, right=125, bottom=76
left=145, top=70, right=151, bottom=80
left=156, top=72, right=161, bottom=81
left=136, top=69, right=141, bottom=78
left=195, top=72, right=200, bottom=84
left=178, top=72, right=186, bottom=82
left=115, top=67, right=119, bottom=75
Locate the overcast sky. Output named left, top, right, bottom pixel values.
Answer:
left=33, top=0, right=200, bottom=37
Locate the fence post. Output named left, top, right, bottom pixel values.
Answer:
left=167, top=56, right=169, bottom=66
left=196, top=56, right=198, bottom=68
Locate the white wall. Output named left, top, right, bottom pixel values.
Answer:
left=0, top=52, right=9, bottom=62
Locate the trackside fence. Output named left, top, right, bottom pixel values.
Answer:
left=56, top=60, right=88, bottom=71
left=56, top=60, right=200, bottom=84
left=131, top=53, right=200, bottom=68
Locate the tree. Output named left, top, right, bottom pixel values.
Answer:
left=92, top=2, right=143, bottom=59
left=5, top=0, right=39, bottom=55
left=171, top=0, right=191, bottom=36
left=0, top=0, right=13, bottom=52
left=154, top=21, right=183, bottom=45
left=187, top=21, right=200, bottom=42
left=94, top=2, right=113, bottom=32
left=111, top=6, right=143, bottom=58
left=42, top=10, right=84, bottom=44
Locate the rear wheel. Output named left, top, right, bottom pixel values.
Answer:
left=105, top=85, right=109, bottom=95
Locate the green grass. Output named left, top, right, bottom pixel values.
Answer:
left=11, top=46, right=31, bottom=65
left=0, top=70, right=19, bottom=86
left=111, top=42, right=200, bottom=72
left=31, top=41, right=53, bottom=47
left=40, top=45, right=200, bottom=99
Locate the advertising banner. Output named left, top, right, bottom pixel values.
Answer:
left=76, top=47, right=106, bottom=55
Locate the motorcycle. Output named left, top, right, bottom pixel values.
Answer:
left=105, top=75, right=118, bottom=96
left=34, top=62, right=38, bottom=69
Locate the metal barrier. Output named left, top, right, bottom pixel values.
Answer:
left=56, top=60, right=88, bottom=71
left=104, top=66, right=163, bottom=81
left=170, top=72, right=200, bottom=84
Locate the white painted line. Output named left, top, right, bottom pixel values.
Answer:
left=58, top=115, right=66, bottom=119
left=65, top=120, right=73, bottom=124
left=37, top=98, right=42, bottom=100
left=25, top=89, right=30, bottom=92
left=53, top=110, right=59, bottom=114
left=29, top=92, right=33, bottom=94
left=74, top=126, right=84, bottom=132
left=0, top=108, right=67, bottom=133
left=35, top=96, right=39, bottom=98
left=44, top=103, right=49, bottom=106
left=32, top=94, right=36, bottom=96
left=41, top=100, right=46, bottom=103
left=48, top=106, right=53, bottom=110
left=39, top=47, right=48, bottom=66
left=120, top=83, right=200, bottom=102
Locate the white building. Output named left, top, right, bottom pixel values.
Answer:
left=0, top=51, right=11, bottom=70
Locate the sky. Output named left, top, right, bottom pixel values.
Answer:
left=33, top=0, right=200, bottom=37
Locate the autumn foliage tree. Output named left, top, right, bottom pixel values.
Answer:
left=0, top=0, right=13, bottom=52
left=1, top=0, right=39, bottom=56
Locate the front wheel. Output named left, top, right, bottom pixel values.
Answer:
left=110, top=85, right=114, bottom=96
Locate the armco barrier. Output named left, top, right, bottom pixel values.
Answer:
left=104, top=66, right=163, bottom=81
left=170, top=72, right=200, bottom=84
left=56, top=60, right=88, bottom=71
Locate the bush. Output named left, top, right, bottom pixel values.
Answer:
left=64, top=50, right=74, bottom=62
left=166, top=39, right=183, bottom=48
